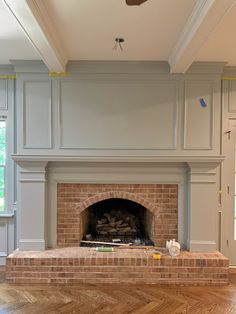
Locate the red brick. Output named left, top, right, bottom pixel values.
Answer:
left=57, top=183, right=178, bottom=247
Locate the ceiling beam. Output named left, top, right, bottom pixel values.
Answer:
left=3, top=0, right=67, bottom=72
left=168, top=0, right=236, bottom=73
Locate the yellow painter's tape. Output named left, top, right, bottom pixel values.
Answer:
left=0, top=75, right=16, bottom=79
left=48, top=72, right=69, bottom=77
left=222, top=76, right=236, bottom=81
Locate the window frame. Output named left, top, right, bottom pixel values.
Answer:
left=0, top=78, right=15, bottom=215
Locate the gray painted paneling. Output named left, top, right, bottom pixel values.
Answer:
left=0, top=80, right=7, bottom=110
left=60, top=79, right=177, bottom=150
left=23, top=81, right=52, bottom=148
left=0, top=223, right=7, bottom=256
left=0, top=217, right=15, bottom=265
left=228, top=81, right=236, bottom=113
left=184, top=80, right=213, bottom=149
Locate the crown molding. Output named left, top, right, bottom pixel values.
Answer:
left=67, top=61, right=171, bottom=74
left=186, top=61, right=226, bottom=74
left=168, top=0, right=236, bottom=73
left=223, top=66, right=236, bottom=77
left=0, top=65, right=15, bottom=76
left=67, top=60, right=224, bottom=75
left=5, top=60, right=226, bottom=75
left=3, top=0, right=67, bottom=72
left=10, top=60, right=48, bottom=73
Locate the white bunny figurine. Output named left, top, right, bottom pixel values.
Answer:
left=166, top=239, right=181, bottom=257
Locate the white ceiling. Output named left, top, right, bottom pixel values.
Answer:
left=1, top=0, right=236, bottom=72
left=44, top=0, right=197, bottom=61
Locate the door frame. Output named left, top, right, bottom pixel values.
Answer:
left=221, top=117, right=236, bottom=264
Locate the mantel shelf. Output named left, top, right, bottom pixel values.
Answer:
left=12, top=154, right=224, bottom=166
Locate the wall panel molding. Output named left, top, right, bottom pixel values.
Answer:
left=228, top=80, right=236, bottom=113
left=23, top=80, right=52, bottom=149
left=59, top=79, right=178, bottom=151
left=0, top=79, right=8, bottom=110
left=0, top=217, right=14, bottom=265
left=15, top=63, right=222, bottom=156
left=184, top=80, right=213, bottom=150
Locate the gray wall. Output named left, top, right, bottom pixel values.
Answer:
left=15, top=61, right=222, bottom=157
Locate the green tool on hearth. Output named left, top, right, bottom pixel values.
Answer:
left=96, top=247, right=114, bottom=252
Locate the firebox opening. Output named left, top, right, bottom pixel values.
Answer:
left=80, top=198, right=154, bottom=246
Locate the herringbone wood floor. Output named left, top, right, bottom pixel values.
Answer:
left=0, top=267, right=236, bottom=314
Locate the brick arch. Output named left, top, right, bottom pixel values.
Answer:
left=77, top=190, right=159, bottom=216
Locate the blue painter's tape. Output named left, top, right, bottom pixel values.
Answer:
left=199, top=98, right=207, bottom=108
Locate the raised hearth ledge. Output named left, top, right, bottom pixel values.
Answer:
left=6, top=248, right=229, bottom=285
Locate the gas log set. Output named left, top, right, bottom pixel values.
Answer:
left=96, top=209, right=138, bottom=236
left=80, top=199, right=154, bottom=247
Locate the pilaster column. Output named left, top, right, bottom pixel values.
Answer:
left=187, top=162, right=219, bottom=252
left=17, top=161, right=48, bottom=251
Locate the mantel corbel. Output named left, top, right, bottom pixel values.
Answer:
left=12, top=158, right=48, bottom=170
left=187, top=159, right=223, bottom=172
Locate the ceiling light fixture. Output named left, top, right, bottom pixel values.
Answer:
left=113, top=38, right=125, bottom=51
left=126, top=0, right=148, bottom=6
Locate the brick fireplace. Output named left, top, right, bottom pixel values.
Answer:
left=11, top=155, right=224, bottom=252
left=57, top=183, right=178, bottom=247
left=7, top=156, right=229, bottom=285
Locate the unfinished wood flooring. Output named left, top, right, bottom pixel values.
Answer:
left=0, top=268, right=236, bottom=313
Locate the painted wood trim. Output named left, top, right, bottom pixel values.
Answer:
left=0, top=222, right=8, bottom=258
left=23, top=80, right=52, bottom=149
left=19, top=239, right=45, bottom=251
left=12, top=154, right=224, bottom=164
left=9, top=60, right=226, bottom=75
left=0, top=79, right=8, bottom=110
left=228, top=81, right=236, bottom=113
left=183, top=80, right=213, bottom=150
left=58, top=79, right=178, bottom=150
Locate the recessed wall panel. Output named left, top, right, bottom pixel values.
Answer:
left=184, top=81, right=213, bottom=150
left=23, top=81, right=52, bottom=148
left=0, top=223, right=7, bottom=256
left=228, top=81, right=236, bottom=113
left=60, top=80, right=177, bottom=150
left=0, top=80, right=7, bottom=110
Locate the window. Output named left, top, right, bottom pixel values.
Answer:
left=0, top=120, right=6, bottom=212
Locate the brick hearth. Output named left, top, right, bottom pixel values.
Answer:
left=57, top=183, right=178, bottom=247
left=6, top=248, right=229, bottom=285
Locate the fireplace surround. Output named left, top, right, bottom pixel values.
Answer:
left=12, top=155, right=223, bottom=252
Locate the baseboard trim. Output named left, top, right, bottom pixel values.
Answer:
left=189, top=240, right=216, bottom=252
left=0, top=256, right=6, bottom=265
left=19, top=239, right=45, bottom=251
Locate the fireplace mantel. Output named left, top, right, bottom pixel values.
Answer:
left=12, top=154, right=224, bottom=167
